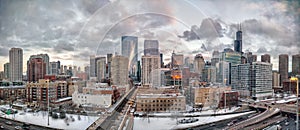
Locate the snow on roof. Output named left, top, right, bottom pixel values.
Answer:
left=55, top=97, right=72, bottom=103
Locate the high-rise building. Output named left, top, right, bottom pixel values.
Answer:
left=49, top=61, right=60, bottom=75
left=231, top=64, right=251, bottom=97
left=28, top=58, right=46, bottom=82
left=9, top=48, right=23, bottom=81
left=142, top=55, right=161, bottom=86
left=4, top=63, right=10, bottom=80
left=234, top=24, right=242, bottom=53
left=279, top=54, right=289, bottom=85
left=249, top=62, right=273, bottom=99
left=90, top=56, right=104, bottom=78
left=151, top=68, right=169, bottom=87
left=216, top=61, right=230, bottom=85
left=231, top=62, right=273, bottom=99
left=171, top=51, right=184, bottom=69
left=194, top=54, right=205, bottom=78
left=272, top=71, right=280, bottom=87
left=96, top=57, right=106, bottom=82
left=202, top=66, right=217, bottom=83
left=160, top=53, right=164, bottom=68
left=245, top=52, right=256, bottom=64
left=107, top=53, right=113, bottom=78
left=111, top=55, right=129, bottom=86
left=211, top=50, right=220, bottom=66
left=121, top=36, right=138, bottom=75
left=137, top=61, right=141, bottom=82
left=84, top=66, right=90, bottom=79
left=292, top=54, right=300, bottom=76
left=28, top=54, right=50, bottom=74
left=261, top=54, right=271, bottom=63
left=144, top=40, right=159, bottom=56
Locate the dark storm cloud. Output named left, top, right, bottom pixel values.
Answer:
left=178, top=18, right=223, bottom=41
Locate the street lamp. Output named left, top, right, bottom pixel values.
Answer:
left=290, top=76, right=299, bottom=130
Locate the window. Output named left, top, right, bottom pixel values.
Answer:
left=141, top=109, right=143, bottom=111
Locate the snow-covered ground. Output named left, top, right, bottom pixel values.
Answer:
left=0, top=110, right=98, bottom=130
left=134, top=111, right=255, bottom=130
left=147, top=107, right=240, bottom=117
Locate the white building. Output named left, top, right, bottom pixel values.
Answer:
left=142, top=55, right=161, bottom=86
left=96, top=57, right=106, bottom=82
left=111, top=55, right=129, bottom=86
left=72, top=93, right=112, bottom=108
left=9, top=48, right=23, bottom=82
left=151, top=68, right=169, bottom=87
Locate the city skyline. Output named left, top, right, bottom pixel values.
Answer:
left=0, top=0, right=299, bottom=72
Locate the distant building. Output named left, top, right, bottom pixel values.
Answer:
left=142, top=55, right=161, bottom=86
left=28, top=54, right=50, bottom=74
left=292, top=54, right=300, bottom=76
left=49, top=61, right=60, bottom=75
left=272, top=71, right=280, bottom=87
left=27, top=58, right=46, bottom=82
left=231, top=64, right=251, bottom=98
left=211, top=50, right=220, bottom=66
left=171, top=51, right=184, bottom=69
left=151, top=68, right=169, bottom=87
left=90, top=56, right=104, bottom=78
left=279, top=54, right=289, bottom=85
left=135, top=87, right=186, bottom=112
left=9, top=48, right=23, bottom=82
left=216, top=61, right=230, bottom=85
left=194, top=86, right=231, bottom=108
left=96, top=57, right=106, bottom=82
left=111, top=55, right=129, bottom=86
left=282, top=79, right=299, bottom=95
left=4, top=63, right=10, bottom=80
left=26, top=79, right=68, bottom=108
left=0, top=81, right=26, bottom=100
left=202, top=66, right=217, bottom=83
left=194, top=54, right=205, bottom=79
left=250, top=62, right=273, bottom=99
left=218, top=91, right=239, bottom=109
left=121, top=36, right=138, bottom=75
left=234, top=24, right=242, bottom=53
left=261, top=54, right=271, bottom=63
left=144, top=40, right=159, bottom=56
left=106, top=53, right=113, bottom=78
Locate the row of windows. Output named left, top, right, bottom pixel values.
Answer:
left=140, top=99, right=181, bottom=103
left=141, top=108, right=181, bottom=111
left=140, top=104, right=181, bottom=107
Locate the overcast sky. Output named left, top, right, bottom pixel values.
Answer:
left=0, top=0, right=299, bottom=72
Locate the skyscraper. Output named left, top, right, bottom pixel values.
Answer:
left=234, top=24, right=242, bottom=53
left=279, top=54, right=289, bottom=85
left=144, top=40, right=159, bottom=56
left=29, top=54, right=50, bottom=74
left=28, top=58, right=46, bottom=82
left=171, top=51, right=184, bottom=69
left=261, top=54, right=271, bottom=63
left=89, top=56, right=103, bottom=78
left=292, top=54, right=300, bottom=76
left=249, top=62, right=273, bottom=99
left=50, top=61, right=60, bottom=75
left=107, top=53, right=113, bottom=78
left=111, top=55, right=129, bottom=86
left=194, top=54, right=205, bottom=78
left=96, top=57, right=106, bottom=82
left=4, top=63, right=10, bottom=80
left=142, top=55, right=161, bottom=86
left=9, top=48, right=23, bottom=81
left=121, top=36, right=138, bottom=75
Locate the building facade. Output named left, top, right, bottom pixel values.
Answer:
left=111, top=55, right=129, bottom=86
left=142, top=55, right=161, bottom=86
left=96, top=57, right=106, bottom=82
left=26, top=79, right=68, bottom=108
left=261, top=54, right=271, bottom=63
left=121, top=36, right=138, bottom=75
left=279, top=54, right=289, bottom=86
left=9, top=48, right=23, bottom=82
left=194, top=54, right=205, bottom=78
left=292, top=54, right=300, bottom=76
left=144, top=40, right=159, bottom=56
left=4, top=63, right=10, bottom=80
left=27, top=58, right=46, bottom=82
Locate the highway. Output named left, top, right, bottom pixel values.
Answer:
left=0, top=116, right=57, bottom=130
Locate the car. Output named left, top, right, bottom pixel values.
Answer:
left=5, top=121, right=12, bottom=125
left=15, top=126, right=21, bottom=130
left=285, top=122, right=289, bottom=126
left=0, top=125, right=4, bottom=129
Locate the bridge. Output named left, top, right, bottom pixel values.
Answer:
left=87, top=87, right=137, bottom=130
left=227, top=103, right=280, bottom=130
